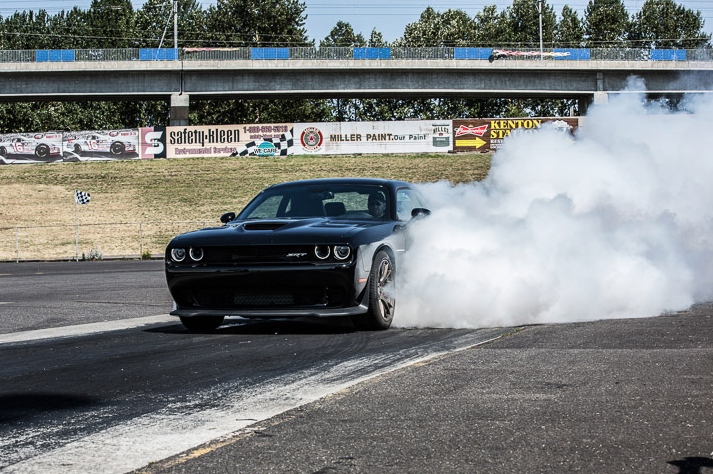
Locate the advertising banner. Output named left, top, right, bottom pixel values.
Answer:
left=293, top=121, right=453, bottom=155
left=0, top=132, right=63, bottom=164
left=453, top=117, right=579, bottom=152
left=63, top=129, right=140, bottom=161
left=165, top=123, right=294, bottom=158
left=139, top=127, right=167, bottom=159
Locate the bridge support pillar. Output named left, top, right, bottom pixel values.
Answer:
left=594, top=91, right=609, bottom=105
left=170, top=93, right=189, bottom=126
left=579, top=91, right=609, bottom=115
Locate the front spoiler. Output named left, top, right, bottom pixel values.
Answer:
left=171, top=304, right=368, bottom=319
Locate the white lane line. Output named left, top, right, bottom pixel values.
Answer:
left=0, top=314, right=177, bottom=345
left=1, top=332, right=502, bottom=474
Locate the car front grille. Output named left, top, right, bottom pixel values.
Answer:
left=189, top=286, right=346, bottom=308
left=200, top=246, right=348, bottom=265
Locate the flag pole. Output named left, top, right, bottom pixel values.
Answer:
left=75, top=190, right=79, bottom=262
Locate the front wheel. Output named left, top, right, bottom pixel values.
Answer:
left=180, top=315, right=224, bottom=332
left=352, top=250, right=395, bottom=330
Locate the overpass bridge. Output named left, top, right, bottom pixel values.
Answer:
left=1, top=47, right=712, bottom=125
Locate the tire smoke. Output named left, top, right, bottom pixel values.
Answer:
left=396, top=91, right=713, bottom=328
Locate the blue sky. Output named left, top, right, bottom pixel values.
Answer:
left=4, top=0, right=712, bottom=43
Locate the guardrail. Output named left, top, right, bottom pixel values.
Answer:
left=0, top=221, right=216, bottom=262
left=2, top=46, right=711, bottom=63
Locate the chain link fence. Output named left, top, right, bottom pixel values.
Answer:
left=0, top=221, right=216, bottom=262
left=2, top=47, right=711, bottom=63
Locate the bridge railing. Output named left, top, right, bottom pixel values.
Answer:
left=2, top=46, right=712, bottom=63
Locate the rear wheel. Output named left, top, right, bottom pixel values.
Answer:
left=179, top=315, right=224, bottom=332
left=352, top=250, right=395, bottom=330
left=35, top=144, right=50, bottom=158
left=110, top=141, right=125, bottom=155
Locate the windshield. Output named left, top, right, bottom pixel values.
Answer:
left=239, top=184, right=390, bottom=220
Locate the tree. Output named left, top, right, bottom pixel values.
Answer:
left=629, top=0, right=711, bottom=48
left=135, top=0, right=206, bottom=48
left=368, top=28, right=387, bottom=47
left=475, top=5, right=512, bottom=46
left=85, top=0, right=135, bottom=48
left=556, top=5, right=585, bottom=47
left=506, top=0, right=557, bottom=47
left=399, top=7, right=477, bottom=47
left=55, top=8, right=91, bottom=49
left=205, top=0, right=309, bottom=47
left=320, top=21, right=365, bottom=47
left=584, top=0, right=630, bottom=47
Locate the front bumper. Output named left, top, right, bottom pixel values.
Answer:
left=166, top=262, right=369, bottom=319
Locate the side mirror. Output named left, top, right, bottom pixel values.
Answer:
left=411, top=208, right=431, bottom=219
left=220, top=212, right=236, bottom=224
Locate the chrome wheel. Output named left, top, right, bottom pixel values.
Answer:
left=352, top=249, right=395, bottom=330
left=376, top=258, right=395, bottom=321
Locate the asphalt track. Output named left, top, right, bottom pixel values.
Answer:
left=0, top=261, right=711, bottom=473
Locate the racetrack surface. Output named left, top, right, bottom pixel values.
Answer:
left=0, top=260, right=171, bottom=334
left=0, top=261, right=711, bottom=473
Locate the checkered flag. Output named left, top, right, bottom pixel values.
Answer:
left=277, top=129, right=294, bottom=155
left=232, top=128, right=294, bottom=157
left=75, top=190, right=91, bottom=205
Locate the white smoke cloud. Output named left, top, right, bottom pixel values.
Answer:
left=396, top=89, right=713, bottom=329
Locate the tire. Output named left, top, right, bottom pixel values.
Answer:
left=110, top=141, right=125, bottom=155
left=180, top=315, right=224, bottom=332
left=0, top=146, right=7, bottom=157
left=74, top=144, right=82, bottom=153
left=352, top=249, right=395, bottom=330
left=35, top=144, right=50, bottom=159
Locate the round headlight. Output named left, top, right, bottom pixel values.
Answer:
left=333, top=245, right=351, bottom=260
left=315, top=245, right=330, bottom=260
left=171, top=248, right=186, bottom=262
left=189, top=247, right=203, bottom=261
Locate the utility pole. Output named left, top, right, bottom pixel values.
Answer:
left=173, top=0, right=178, bottom=49
left=538, top=0, right=543, bottom=60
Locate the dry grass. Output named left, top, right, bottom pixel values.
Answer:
left=0, top=153, right=491, bottom=260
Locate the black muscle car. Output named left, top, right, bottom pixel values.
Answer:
left=165, top=178, right=430, bottom=331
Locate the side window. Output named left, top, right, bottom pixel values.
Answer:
left=396, top=188, right=423, bottom=221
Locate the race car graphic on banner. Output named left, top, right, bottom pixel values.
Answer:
left=63, top=129, right=139, bottom=161
left=0, top=132, right=63, bottom=164
left=166, top=123, right=293, bottom=158
left=293, top=121, right=453, bottom=155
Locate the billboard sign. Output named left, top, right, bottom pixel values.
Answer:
left=165, top=123, right=293, bottom=158
left=293, top=121, right=453, bottom=155
left=139, top=127, right=167, bottom=159
left=453, top=118, right=579, bottom=152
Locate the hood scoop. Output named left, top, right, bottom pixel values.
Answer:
left=242, top=222, right=288, bottom=231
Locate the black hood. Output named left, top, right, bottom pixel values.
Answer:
left=170, top=218, right=392, bottom=246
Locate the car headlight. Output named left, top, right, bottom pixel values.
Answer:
left=314, top=245, right=330, bottom=260
left=189, top=247, right=203, bottom=261
left=170, top=248, right=186, bottom=262
left=333, top=245, right=351, bottom=260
